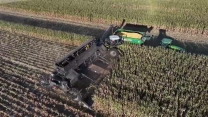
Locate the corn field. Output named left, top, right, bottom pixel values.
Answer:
left=0, top=25, right=208, bottom=116
left=0, top=0, right=208, bottom=116
left=1, top=0, right=208, bottom=30
left=97, top=44, right=208, bottom=116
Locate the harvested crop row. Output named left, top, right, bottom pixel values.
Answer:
left=0, top=57, right=41, bottom=83
left=0, top=48, right=54, bottom=71
left=0, top=41, right=67, bottom=62
left=0, top=57, right=93, bottom=117
left=0, top=30, right=75, bottom=71
left=97, top=44, right=208, bottom=116
left=0, top=76, right=91, bottom=116
left=0, top=30, right=97, bottom=116
left=0, top=30, right=73, bottom=55
left=0, top=30, right=72, bottom=46
left=0, top=77, right=78, bottom=116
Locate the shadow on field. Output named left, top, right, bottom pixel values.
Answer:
left=0, top=12, right=208, bottom=56
left=124, top=24, right=208, bottom=56
left=0, top=12, right=105, bottom=38
left=123, top=23, right=154, bottom=33
left=145, top=29, right=208, bottom=56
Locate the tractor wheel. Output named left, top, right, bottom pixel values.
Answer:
left=109, top=48, right=119, bottom=58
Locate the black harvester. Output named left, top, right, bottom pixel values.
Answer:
left=39, top=20, right=126, bottom=110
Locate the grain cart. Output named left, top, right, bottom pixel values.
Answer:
left=39, top=20, right=126, bottom=111
left=160, top=38, right=185, bottom=52
left=103, top=19, right=153, bottom=45
left=113, top=28, right=153, bottom=45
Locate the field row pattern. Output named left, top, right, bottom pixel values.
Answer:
left=0, top=31, right=95, bottom=116
left=98, top=44, right=208, bottom=116
left=0, top=30, right=75, bottom=71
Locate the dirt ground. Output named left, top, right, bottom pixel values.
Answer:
left=0, top=0, right=28, bottom=4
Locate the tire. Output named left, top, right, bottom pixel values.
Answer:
left=109, top=48, right=119, bottom=58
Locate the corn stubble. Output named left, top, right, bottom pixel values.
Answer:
left=0, top=30, right=94, bottom=117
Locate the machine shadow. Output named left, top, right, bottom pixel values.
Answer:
left=145, top=29, right=166, bottom=47
left=123, top=23, right=153, bottom=33
left=145, top=29, right=208, bottom=56
left=0, top=12, right=105, bottom=38
left=1, top=12, right=207, bottom=56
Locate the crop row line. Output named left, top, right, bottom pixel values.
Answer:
left=0, top=30, right=73, bottom=50
left=0, top=76, right=76, bottom=116
left=0, top=52, right=53, bottom=71
left=0, top=39, right=70, bottom=60
left=0, top=88, right=59, bottom=117
left=0, top=45, right=54, bottom=63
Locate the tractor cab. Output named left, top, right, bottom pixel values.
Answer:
left=107, top=35, right=124, bottom=46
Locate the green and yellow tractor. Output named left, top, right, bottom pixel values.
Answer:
left=105, top=19, right=153, bottom=46
left=113, top=28, right=153, bottom=45
left=160, top=38, right=185, bottom=52
left=104, top=19, right=185, bottom=53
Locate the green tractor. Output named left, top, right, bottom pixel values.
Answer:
left=112, top=28, right=153, bottom=45
left=105, top=19, right=153, bottom=46
left=160, top=38, right=185, bottom=52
